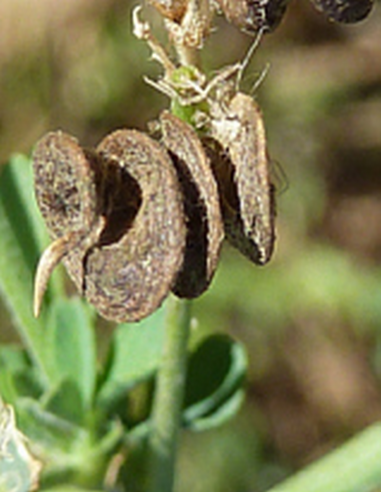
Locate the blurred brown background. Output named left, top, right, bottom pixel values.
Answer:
left=1, top=0, right=381, bottom=490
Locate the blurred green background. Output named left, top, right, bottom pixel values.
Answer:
left=1, top=0, right=381, bottom=490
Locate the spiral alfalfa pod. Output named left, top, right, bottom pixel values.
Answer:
left=204, top=91, right=276, bottom=266
left=160, top=110, right=224, bottom=298
left=33, top=130, right=186, bottom=323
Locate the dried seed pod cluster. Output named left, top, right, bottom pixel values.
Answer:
left=33, top=87, right=275, bottom=323
left=33, top=108, right=228, bottom=322
left=32, top=0, right=375, bottom=323
left=32, top=4, right=278, bottom=324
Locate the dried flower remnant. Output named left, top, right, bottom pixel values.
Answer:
left=309, top=0, right=374, bottom=23
left=33, top=130, right=186, bottom=323
left=160, top=110, right=224, bottom=298
left=215, top=0, right=290, bottom=34
left=149, top=0, right=189, bottom=23
left=133, top=7, right=209, bottom=110
left=148, top=0, right=212, bottom=50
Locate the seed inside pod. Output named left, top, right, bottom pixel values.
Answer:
left=160, top=111, right=224, bottom=298
left=309, top=0, right=374, bottom=23
left=33, top=130, right=186, bottom=323
left=215, top=0, right=290, bottom=34
left=207, top=93, right=276, bottom=265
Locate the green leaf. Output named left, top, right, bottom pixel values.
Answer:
left=0, top=345, right=30, bottom=373
left=43, top=379, right=85, bottom=426
left=45, top=298, right=97, bottom=410
left=16, top=397, right=83, bottom=455
left=0, top=346, right=42, bottom=404
left=9, top=153, right=64, bottom=306
left=267, top=423, right=381, bottom=492
left=0, top=155, right=48, bottom=274
left=183, top=334, right=247, bottom=431
left=185, top=389, right=245, bottom=432
left=97, top=305, right=166, bottom=409
left=0, top=155, right=61, bottom=386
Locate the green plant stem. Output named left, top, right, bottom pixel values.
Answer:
left=268, top=423, right=381, bottom=492
left=147, top=296, right=191, bottom=492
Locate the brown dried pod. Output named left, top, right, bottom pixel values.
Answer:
left=206, top=93, right=276, bottom=265
left=215, top=0, right=290, bottom=34
left=160, top=111, right=224, bottom=298
left=33, top=130, right=186, bottom=323
left=309, top=0, right=374, bottom=23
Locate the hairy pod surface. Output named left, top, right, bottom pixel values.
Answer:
left=33, top=130, right=186, bottom=323
left=207, top=93, right=276, bottom=265
left=160, top=111, right=224, bottom=298
left=33, top=132, right=99, bottom=239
